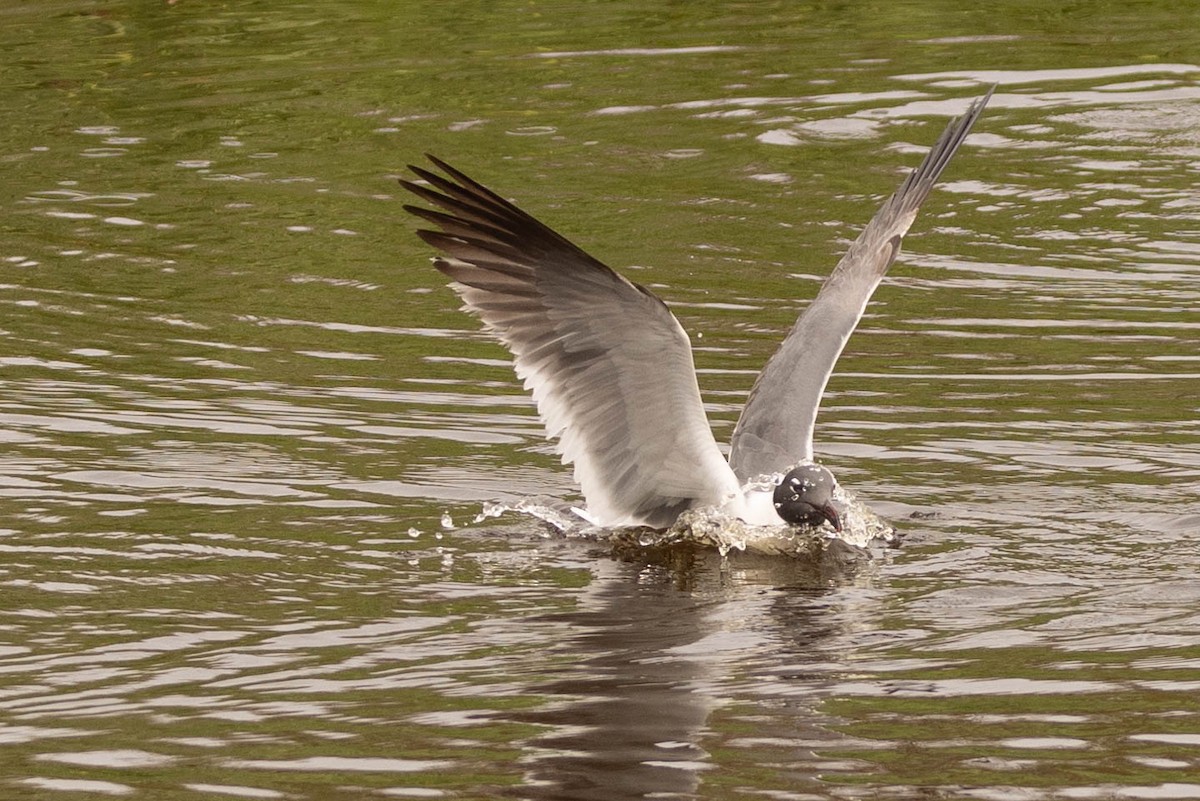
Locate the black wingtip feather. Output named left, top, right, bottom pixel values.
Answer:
left=401, top=155, right=617, bottom=279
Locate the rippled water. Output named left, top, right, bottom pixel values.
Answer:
left=2, top=2, right=1199, bottom=799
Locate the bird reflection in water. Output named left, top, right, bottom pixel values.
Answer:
left=496, top=548, right=867, bottom=799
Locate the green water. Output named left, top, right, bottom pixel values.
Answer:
left=2, top=1, right=1199, bottom=799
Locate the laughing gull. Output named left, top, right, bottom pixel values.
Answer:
left=402, top=88, right=992, bottom=532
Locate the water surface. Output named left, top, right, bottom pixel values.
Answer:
left=2, top=2, right=1199, bottom=799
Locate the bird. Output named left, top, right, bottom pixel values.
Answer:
left=401, top=88, right=993, bottom=534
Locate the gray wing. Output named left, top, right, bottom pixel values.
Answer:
left=729, top=87, right=994, bottom=482
left=402, top=156, right=741, bottom=528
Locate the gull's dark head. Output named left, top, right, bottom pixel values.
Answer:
left=773, top=463, right=842, bottom=532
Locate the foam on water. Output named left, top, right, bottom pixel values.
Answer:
left=471, top=481, right=897, bottom=558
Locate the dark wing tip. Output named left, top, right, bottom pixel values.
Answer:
left=890, top=85, right=995, bottom=212
left=424, top=153, right=454, bottom=173
left=399, top=157, right=444, bottom=186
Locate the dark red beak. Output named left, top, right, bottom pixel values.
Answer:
left=821, top=503, right=842, bottom=532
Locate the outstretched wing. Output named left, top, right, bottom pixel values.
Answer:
left=402, top=156, right=741, bottom=528
left=728, top=88, right=994, bottom=482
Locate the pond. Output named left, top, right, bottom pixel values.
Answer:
left=1, top=1, right=1199, bottom=799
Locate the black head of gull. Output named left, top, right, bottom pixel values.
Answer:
left=401, top=87, right=994, bottom=534
left=773, top=463, right=841, bottom=532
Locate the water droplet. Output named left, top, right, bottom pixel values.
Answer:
left=472, top=502, right=508, bottom=523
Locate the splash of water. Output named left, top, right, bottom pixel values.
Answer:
left=470, top=482, right=896, bottom=559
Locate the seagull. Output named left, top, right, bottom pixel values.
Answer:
left=402, top=88, right=992, bottom=534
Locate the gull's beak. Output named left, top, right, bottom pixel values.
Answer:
left=821, top=503, right=843, bottom=533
